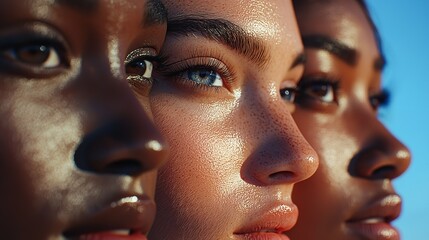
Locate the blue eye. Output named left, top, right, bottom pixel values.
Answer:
left=280, top=88, right=297, bottom=102
left=185, top=68, right=223, bottom=87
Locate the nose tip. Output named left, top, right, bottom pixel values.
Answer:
left=245, top=125, right=319, bottom=186
left=74, top=120, right=169, bottom=176
left=349, top=135, right=411, bottom=180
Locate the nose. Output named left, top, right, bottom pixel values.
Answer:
left=243, top=97, right=319, bottom=186
left=348, top=112, right=411, bottom=180
left=73, top=64, right=168, bottom=176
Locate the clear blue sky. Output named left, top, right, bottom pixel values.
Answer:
left=368, top=1, right=429, bottom=239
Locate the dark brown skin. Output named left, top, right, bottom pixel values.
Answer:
left=288, top=0, right=411, bottom=239
left=0, top=0, right=168, bottom=239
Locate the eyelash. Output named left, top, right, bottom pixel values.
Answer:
left=296, top=76, right=390, bottom=111
left=0, top=38, right=69, bottom=74
left=156, top=54, right=235, bottom=92
left=296, top=77, right=340, bottom=104
left=370, top=89, right=390, bottom=110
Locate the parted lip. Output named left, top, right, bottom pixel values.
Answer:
left=63, top=194, right=155, bottom=239
left=234, top=202, right=298, bottom=236
left=347, top=194, right=402, bottom=224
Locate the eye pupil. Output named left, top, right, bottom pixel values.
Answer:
left=188, top=69, right=218, bottom=85
left=126, top=60, right=148, bottom=76
left=280, top=88, right=296, bottom=102
left=311, top=84, right=329, bottom=96
left=17, top=45, right=50, bottom=64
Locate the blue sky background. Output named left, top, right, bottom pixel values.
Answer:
left=368, top=1, right=429, bottom=239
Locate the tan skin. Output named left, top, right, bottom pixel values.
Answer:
left=0, top=0, right=168, bottom=239
left=288, top=0, right=411, bottom=240
left=146, top=0, right=318, bottom=239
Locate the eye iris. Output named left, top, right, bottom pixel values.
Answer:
left=188, top=69, right=217, bottom=85
left=17, top=45, right=50, bottom=64
left=127, top=60, right=147, bottom=75
left=281, top=88, right=296, bottom=102
left=311, top=84, right=329, bottom=97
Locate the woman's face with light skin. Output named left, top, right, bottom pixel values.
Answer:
left=0, top=0, right=168, bottom=239
left=288, top=0, right=411, bottom=240
left=144, top=0, right=319, bottom=239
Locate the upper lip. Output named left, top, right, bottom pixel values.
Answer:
left=234, top=202, right=298, bottom=235
left=63, top=194, right=155, bottom=238
left=347, top=194, right=402, bottom=224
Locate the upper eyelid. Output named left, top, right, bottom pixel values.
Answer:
left=125, top=48, right=158, bottom=64
left=0, top=22, right=71, bottom=52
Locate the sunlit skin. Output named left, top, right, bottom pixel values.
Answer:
left=144, top=0, right=319, bottom=239
left=0, top=0, right=168, bottom=239
left=288, top=0, right=411, bottom=240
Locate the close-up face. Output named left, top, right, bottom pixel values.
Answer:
left=0, top=0, right=168, bottom=239
left=289, top=0, right=411, bottom=240
left=146, top=0, right=319, bottom=239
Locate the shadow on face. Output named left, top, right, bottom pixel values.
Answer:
left=0, top=0, right=169, bottom=239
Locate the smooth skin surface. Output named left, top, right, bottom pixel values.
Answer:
left=288, top=0, right=411, bottom=239
left=147, top=0, right=318, bottom=239
left=0, top=0, right=168, bottom=239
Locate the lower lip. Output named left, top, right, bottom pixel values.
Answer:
left=78, top=232, right=148, bottom=240
left=235, top=232, right=290, bottom=240
left=347, top=222, right=400, bottom=240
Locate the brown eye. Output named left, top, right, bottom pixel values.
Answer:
left=4, top=44, right=61, bottom=68
left=369, top=90, right=389, bottom=110
left=126, top=58, right=153, bottom=79
left=298, top=79, right=339, bottom=104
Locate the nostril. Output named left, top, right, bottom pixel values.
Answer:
left=371, top=165, right=396, bottom=179
left=269, top=171, right=296, bottom=182
left=103, top=159, right=143, bottom=176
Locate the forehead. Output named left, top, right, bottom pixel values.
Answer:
left=295, top=0, right=374, bottom=48
left=0, top=0, right=165, bottom=24
left=162, top=0, right=301, bottom=47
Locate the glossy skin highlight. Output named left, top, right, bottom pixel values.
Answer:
left=146, top=0, right=318, bottom=239
left=0, top=0, right=168, bottom=239
left=288, top=0, right=411, bottom=239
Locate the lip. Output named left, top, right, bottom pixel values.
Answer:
left=346, top=194, right=402, bottom=240
left=234, top=203, right=297, bottom=240
left=64, top=195, right=155, bottom=240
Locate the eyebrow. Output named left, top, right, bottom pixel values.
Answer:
left=302, top=35, right=385, bottom=70
left=302, top=35, right=357, bottom=65
left=166, top=16, right=269, bottom=68
left=144, top=0, right=168, bottom=26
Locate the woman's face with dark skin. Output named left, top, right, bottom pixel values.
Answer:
left=0, top=0, right=168, bottom=239
left=146, top=0, right=318, bottom=239
left=288, top=0, right=411, bottom=240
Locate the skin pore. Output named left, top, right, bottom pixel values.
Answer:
left=0, top=0, right=168, bottom=239
left=288, top=0, right=411, bottom=239
left=146, top=0, right=318, bottom=239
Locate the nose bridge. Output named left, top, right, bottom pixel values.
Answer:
left=73, top=56, right=168, bottom=176
left=348, top=106, right=411, bottom=179
left=243, top=93, right=318, bottom=186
